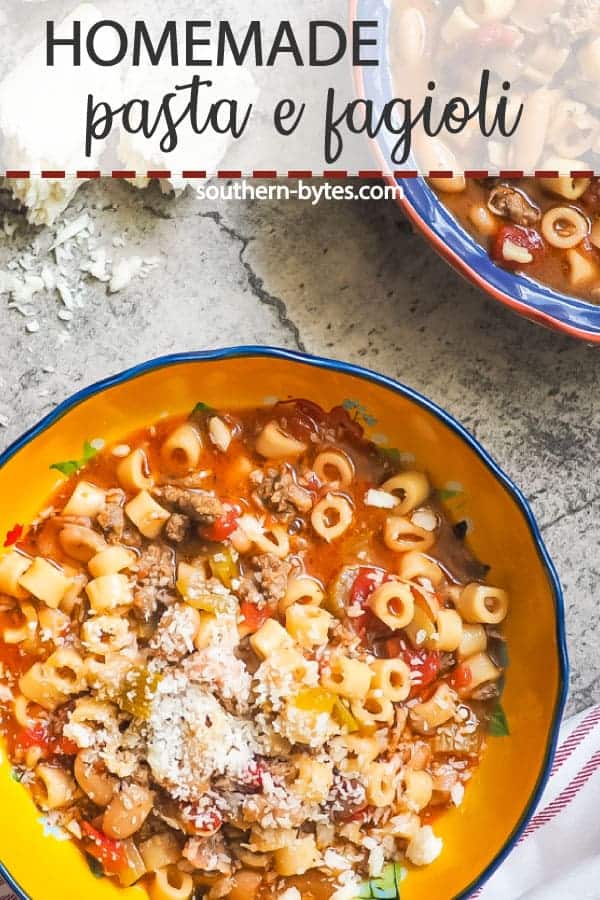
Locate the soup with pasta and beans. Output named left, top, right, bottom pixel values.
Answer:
left=389, top=0, right=600, bottom=302
left=0, top=400, right=509, bottom=899
left=434, top=175, right=600, bottom=302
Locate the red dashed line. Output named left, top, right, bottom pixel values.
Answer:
left=1, top=170, right=598, bottom=180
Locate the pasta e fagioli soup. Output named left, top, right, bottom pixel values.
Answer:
left=0, top=399, right=509, bottom=899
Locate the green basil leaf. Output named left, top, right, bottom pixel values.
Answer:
left=489, top=701, right=510, bottom=737
left=50, top=460, right=80, bottom=476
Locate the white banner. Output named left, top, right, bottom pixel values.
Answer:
left=0, top=0, right=598, bottom=177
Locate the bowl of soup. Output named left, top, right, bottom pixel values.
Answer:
left=0, top=347, right=567, bottom=900
left=356, top=0, right=600, bottom=342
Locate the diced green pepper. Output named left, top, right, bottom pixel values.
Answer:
left=356, top=864, right=405, bottom=900
left=120, top=668, right=161, bottom=720
left=209, top=549, right=239, bottom=589
left=332, top=698, right=359, bottom=733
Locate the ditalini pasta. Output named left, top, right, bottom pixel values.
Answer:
left=0, top=399, right=509, bottom=899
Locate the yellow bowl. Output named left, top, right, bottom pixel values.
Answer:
left=0, top=348, right=568, bottom=900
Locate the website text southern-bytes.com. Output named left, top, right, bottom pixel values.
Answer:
left=195, top=180, right=404, bottom=205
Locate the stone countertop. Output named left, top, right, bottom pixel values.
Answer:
left=0, top=179, right=597, bottom=715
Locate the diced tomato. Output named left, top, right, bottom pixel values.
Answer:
left=241, top=761, right=264, bottom=792
left=386, top=636, right=441, bottom=697
left=239, top=600, right=268, bottom=634
left=350, top=567, right=393, bottom=638
left=4, top=524, right=23, bottom=548
left=81, top=822, right=128, bottom=875
left=350, top=567, right=381, bottom=607
left=55, top=735, right=79, bottom=756
left=183, top=805, right=223, bottom=836
left=450, top=663, right=473, bottom=692
left=13, top=723, right=51, bottom=757
left=474, top=23, right=523, bottom=50
left=491, top=225, right=545, bottom=270
left=203, top=502, right=241, bottom=542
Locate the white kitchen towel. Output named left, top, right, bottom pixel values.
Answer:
left=477, top=704, right=600, bottom=900
left=1, top=706, right=599, bottom=900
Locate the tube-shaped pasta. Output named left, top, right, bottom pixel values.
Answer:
left=59, top=525, right=107, bottom=563
left=468, top=204, right=499, bottom=237
left=313, top=450, right=354, bottom=488
left=86, top=573, right=133, bottom=613
left=370, top=658, right=411, bottom=702
left=117, top=448, right=154, bottom=492
left=2, top=601, right=37, bottom=644
left=434, top=609, right=463, bottom=652
left=103, top=783, right=154, bottom=839
left=351, top=692, right=395, bottom=728
left=457, top=623, right=487, bottom=660
left=150, top=868, right=194, bottom=900
left=19, top=662, right=67, bottom=711
left=459, top=652, right=501, bottom=697
left=74, top=751, right=117, bottom=806
left=396, top=7, right=426, bottom=67
left=161, top=424, right=202, bottom=472
left=320, top=656, right=373, bottom=701
left=366, top=762, right=397, bottom=807
left=139, top=833, right=182, bottom=873
left=255, top=421, right=307, bottom=460
left=411, top=684, right=456, bottom=732
left=541, top=207, right=589, bottom=250
left=34, top=763, right=77, bottom=810
left=62, top=481, right=106, bottom=518
left=384, top=516, right=436, bottom=553
left=88, top=546, right=136, bottom=578
left=12, top=693, right=39, bottom=729
left=539, top=160, right=591, bottom=201
left=81, top=616, right=134, bottom=654
left=381, top=472, right=430, bottom=516
left=208, top=416, right=232, bottom=453
left=311, top=493, right=353, bottom=542
left=0, top=550, right=31, bottom=599
left=279, top=575, right=324, bottom=614
left=250, top=619, right=294, bottom=659
left=285, top=604, right=333, bottom=648
left=125, top=490, right=170, bottom=539
left=464, top=0, right=515, bottom=22
left=456, top=583, right=509, bottom=625
left=566, top=249, right=597, bottom=287
left=253, top=525, right=290, bottom=559
left=274, top=836, right=321, bottom=877
left=19, top=558, right=72, bottom=609
left=368, top=580, right=414, bottom=630
left=403, top=769, right=434, bottom=812
left=37, top=607, right=70, bottom=644
left=397, top=551, right=443, bottom=587
left=292, top=756, right=334, bottom=804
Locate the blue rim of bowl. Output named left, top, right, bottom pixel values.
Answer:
left=356, top=0, right=600, bottom=343
left=0, top=347, right=569, bottom=900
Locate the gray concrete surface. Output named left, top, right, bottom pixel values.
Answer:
left=0, top=179, right=597, bottom=715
